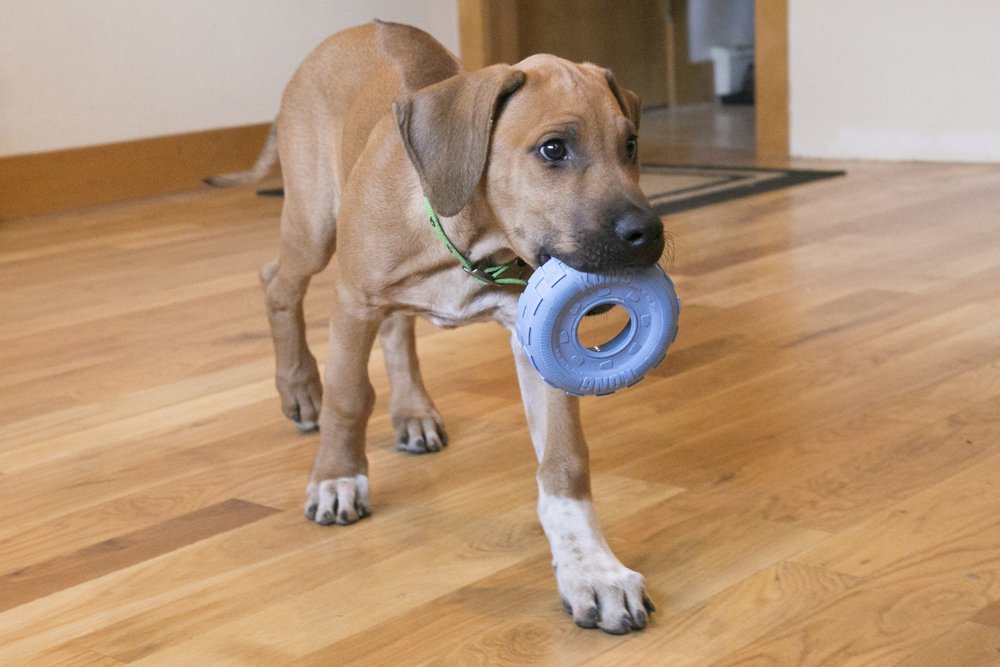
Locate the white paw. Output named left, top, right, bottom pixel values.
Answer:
left=539, top=493, right=655, bottom=633
left=555, top=556, right=654, bottom=634
left=304, top=475, right=371, bottom=525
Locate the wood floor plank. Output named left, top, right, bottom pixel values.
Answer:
left=0, top=421, right=304, bottom=574
left=0, top=401, right=287, bottom=544
left=792, top=451, right=1000, bottom=580
left=0, top=499, right=280, bottom=613
left=119, top=474, right=681, bottom=665
left=289, top=514, right=827, bottom=665
left=13, top=644, right=125, bottom=667
left=896, top=621, right=1000, bottom=667
left=973, top=599, right=1000, bottom=629
left=611, top=300, right=1000, bottom=514
left=585, top=561, right=861, bottom=667
left=712, top=454, right=1000, bottom=665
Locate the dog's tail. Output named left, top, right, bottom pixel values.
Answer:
left=203, top=124, right=279, bottom=188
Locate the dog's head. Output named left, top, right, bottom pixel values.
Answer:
left=393, top=55, right=664, bottom=273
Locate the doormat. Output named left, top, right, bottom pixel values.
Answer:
left=639, top=164, right=845, bottom=215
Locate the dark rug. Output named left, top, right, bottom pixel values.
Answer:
left=640, top=164, right=845, bottom=215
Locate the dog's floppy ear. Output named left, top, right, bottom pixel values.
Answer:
left=394, top=65, right=525, bottom=217
left=603, top=70, right=642, bottom=131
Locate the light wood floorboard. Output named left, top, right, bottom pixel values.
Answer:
left=2, top=107, right=1000, bottom=664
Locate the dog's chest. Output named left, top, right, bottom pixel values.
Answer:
left=412, top=287, right=517, bottom=330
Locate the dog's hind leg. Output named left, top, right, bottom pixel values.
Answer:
left=260, top=179, right=338, bottom=432
left=378, top=313, right=448, bottom=453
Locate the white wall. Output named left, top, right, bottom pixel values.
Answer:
left=0, top=0, right=459, bottom=157
left=789, top=0, right=1000, bottom=163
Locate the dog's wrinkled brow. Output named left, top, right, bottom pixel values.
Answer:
left=536, top=122, right=579, bottom=141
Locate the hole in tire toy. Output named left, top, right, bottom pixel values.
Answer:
left=516, top=257, right=680, bottom=396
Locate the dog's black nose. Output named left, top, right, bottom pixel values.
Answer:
left=614, top=207, right=664, bottom=263
left=615, top=208, right=662, bottom=246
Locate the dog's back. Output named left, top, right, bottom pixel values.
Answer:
left=279, top=21, right=461, bottom=201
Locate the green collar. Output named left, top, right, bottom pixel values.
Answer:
left=422, top=197, right=529, bottom=287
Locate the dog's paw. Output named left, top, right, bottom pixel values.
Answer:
left=304, top=475, right=371, bottom=525
left=392, top=413, right=448, bottom=454
left=276, top=358, right=323, bottom=432
left=555, top=558, right=654, bottom=634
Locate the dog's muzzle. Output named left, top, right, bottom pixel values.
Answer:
left=556, top=203, right=665, bottom=273
left=613, top=206, right=664, bottom=265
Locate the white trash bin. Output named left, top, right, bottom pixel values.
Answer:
left=709, top=45, right=754, bottom=97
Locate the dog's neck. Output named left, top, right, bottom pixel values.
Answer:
left=422, top=197, right=529, bottom=287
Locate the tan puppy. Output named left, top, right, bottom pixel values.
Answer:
left=213, top=21, right=666, bottom=634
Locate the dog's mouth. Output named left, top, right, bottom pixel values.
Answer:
left=536, top=248, right=663, bottom=275
left=533, top=216, right=666, bottom=274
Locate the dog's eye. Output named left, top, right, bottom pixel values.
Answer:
left=626, top=137, right=638, bottom=162
left=539, top=139, right=568, bottom=162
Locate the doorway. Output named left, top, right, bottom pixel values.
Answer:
left=457, top=0, right=788, bottom=160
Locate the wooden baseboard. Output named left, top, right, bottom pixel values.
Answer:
left=0, top=123, right=271, bottom=221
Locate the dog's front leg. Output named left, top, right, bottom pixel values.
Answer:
left=304, top=284, right=382, bottom=526
left=510, top=332, right=654, bottom=634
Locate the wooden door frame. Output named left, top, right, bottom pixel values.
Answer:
left=754, top=0, right=790, bottom=158
left=457, top=0, right=791, bottom=159
left=457, top=0, right=520, bottom=70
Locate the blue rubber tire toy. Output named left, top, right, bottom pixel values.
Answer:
left=516, top=258, right=680, bottom=396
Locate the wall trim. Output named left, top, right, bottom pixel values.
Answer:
left=0, top=123, right=271, bottom=221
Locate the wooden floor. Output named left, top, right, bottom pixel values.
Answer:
left=3, top=105, right=1000, bottom=665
